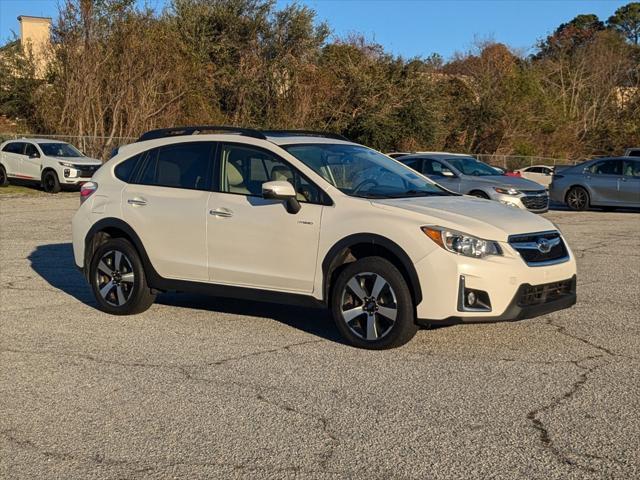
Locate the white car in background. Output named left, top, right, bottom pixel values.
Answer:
left=515, top=165, right=555, bottom=187
left=0, top=138, right=102, bottom=193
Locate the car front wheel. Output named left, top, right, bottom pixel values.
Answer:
left=42, top=170, right=61, bottom=193
left=89, top=238, right=156, bottom=315
left=331, top=257, right=418, bottom=349
left=566, top=186, right=589, bottom=211
left=0, top=165, right=8, bottom=187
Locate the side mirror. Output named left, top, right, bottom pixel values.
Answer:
left=262, top=180, right=301, bottom=214
left=30, top=152, right=39, bottom=158
left=441, top=170, right=455, bottom=177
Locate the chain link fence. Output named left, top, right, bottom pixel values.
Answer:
left=473, top=154, right=577, bottom=171
left=0, top=133, right=136, bottom=161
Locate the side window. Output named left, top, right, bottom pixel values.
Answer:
left=136, top=142, right=214, bottom=191
left=627, top=150, right=640, bottom=157
left=3, top=142, right=25, bottom=154
left=402, top=158, right=422, bottom=172
left=623, top=160, right=640, bottom=177
left=219, top=144, right=326, bottom=204
left=527, top=167, right=542, bottom=173
left=590, top=160, right=621, bottom=175
left=114, top=154, right=142, bottom=183
left=24, top=144, right=40, bottom=158
left=422, top=159, right=450, bottom=176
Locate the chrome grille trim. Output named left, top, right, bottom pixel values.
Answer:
left=508, top=230, right=569, bottom=267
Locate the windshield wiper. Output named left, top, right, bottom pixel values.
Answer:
left=390, top=190, right=448, bottom=198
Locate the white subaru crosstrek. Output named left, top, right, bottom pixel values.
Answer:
left=72, top=127, right=577, bottom=349
left=0, top=138, right=103, bottom=193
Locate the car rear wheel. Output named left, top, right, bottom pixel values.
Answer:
left=0, top=165, right=8, bottom=187
left=89, top=238, right=156, bottom=315
left=566, top=186, right=589, bottom=211
left=331, top=257, right=418, bottom=349
left=42, top=170, right=61, bottom=193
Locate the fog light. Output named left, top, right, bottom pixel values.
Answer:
left=64, top=168, right=70, bottom=178
left=466, top=291, right=477, bottom=306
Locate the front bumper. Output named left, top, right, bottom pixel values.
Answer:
left=491, top=192, right=549, bottom=213
left=413, top=242, right=577, bottom=322
left=418, top=275, right=576, bottom=325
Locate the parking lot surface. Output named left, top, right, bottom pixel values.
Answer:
left=1, top=193, right=639, bottom=479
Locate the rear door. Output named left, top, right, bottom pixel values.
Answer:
left=619, top=159, right=640, bottom=206
left=587, top=160, right=623, bottom=204
left=2, top=142, right=27, bottom=177
left=206, top=143, right=324, bottom=292
left=122, top=141, right=215, bottom=281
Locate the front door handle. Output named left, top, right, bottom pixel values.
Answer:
left=209, top=208, right=233, bottom=218
left=127, top=197, right=147, bottom=206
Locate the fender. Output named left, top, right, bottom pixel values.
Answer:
left=321, top=233, right=422, bottom=305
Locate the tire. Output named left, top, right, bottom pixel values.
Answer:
left=469, top=190, right=489, bottom=199
left=565, top=186, right=589, bottom=211
left=0, top=165, right=8, bottom=187
left=42, top=170, right=61, bottom=193
left=89, top=238, right=156, bottom=315
left=331, top=256, right=418, bottom=349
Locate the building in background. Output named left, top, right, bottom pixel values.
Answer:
left=17, top=15, right=52, bottom=76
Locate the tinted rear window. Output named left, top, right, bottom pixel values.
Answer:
left=136, top=142, right=214, bottom=191
left=114, top=154, right=142, bottom=183
left=2, top=142, right=25, bottom=154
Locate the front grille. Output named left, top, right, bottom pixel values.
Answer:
left=77, top=165, right=100, bottom=178
left=518, top=278, right=574, bottom=307
left=520, top=191, right=549, bottom=211
left=509, top=231, right=569, bottom=266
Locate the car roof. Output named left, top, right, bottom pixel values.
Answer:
left=263, top=134, right=355, bottom=146
left=10, top=138, right=68, bottom=144
left=399, top=152, right=473, bottom=160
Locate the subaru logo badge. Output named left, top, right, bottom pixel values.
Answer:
left=536, top=238, right=552, bottom=254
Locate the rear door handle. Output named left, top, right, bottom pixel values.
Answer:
left=127, top=197, right=147, bottom=206
left=209, top=208, right=233, bottom=218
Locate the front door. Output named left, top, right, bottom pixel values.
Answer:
left=22, top=143, right=42, bottom=179
left=207, top=143, right=324, bottom=293
left=587, top=160, right=623, bottom=204
left=122, top=141, right=215, bottom=281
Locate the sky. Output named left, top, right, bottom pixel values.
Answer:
left=0, top=0, right=630, bottom=59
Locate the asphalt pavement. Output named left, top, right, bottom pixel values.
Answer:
left=1, top=193, right=639, bottom=479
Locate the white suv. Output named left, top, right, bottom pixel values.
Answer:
left=72, top=127, right=577, bottom=349
left=0, top=138, right=102, bottom=193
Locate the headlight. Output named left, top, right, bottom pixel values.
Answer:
left=422, top=226, right=502, bottom=258
left=494, top=187, right=520, bottom=195
left=58, top=161, right=76, bottom=168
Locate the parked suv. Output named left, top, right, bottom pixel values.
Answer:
left=72, top=127, right=577, bottom=349
left=398, top=153, right=550, bottom=212
left=0, top=138, right=102, bottom=193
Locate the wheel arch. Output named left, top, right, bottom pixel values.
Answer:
left=564, top=184, right=592, bottom=205
left=84, top=218, right=158, bottom=285
left=321, top=233, right=422, bottom=307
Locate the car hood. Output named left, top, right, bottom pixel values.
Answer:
left=52, top=156, right=102, bottom=166
left=462, top=175, right=545, bottom=191
left=372, top=195, right=555, bottom=241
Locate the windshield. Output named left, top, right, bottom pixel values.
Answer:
left=446, top=156, right=500, bottom=176
left=39, top=143, right=83, bottom=158
left=284, top=144, right=452, bottom=198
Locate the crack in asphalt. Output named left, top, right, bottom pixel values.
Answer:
left=525, top=315, right=630, bottom=473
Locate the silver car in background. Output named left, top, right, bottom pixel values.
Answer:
left=398, top=152, right=549, bottom=213
left=549, top=157, right=640, bottom=210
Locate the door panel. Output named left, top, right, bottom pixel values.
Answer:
left=22, top=143, right=42, bottom=179
left=207, top=193, right=322, bottom=292
left=3, top=142, right=27, bottom=177
left=123, top=184, right=210, bottom=281
left=587, top=160, right=622, bottom=204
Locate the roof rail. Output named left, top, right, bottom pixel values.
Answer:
left=136, top=126, right=267, bottom=142
left=261, top=130, right=350, bottom=141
